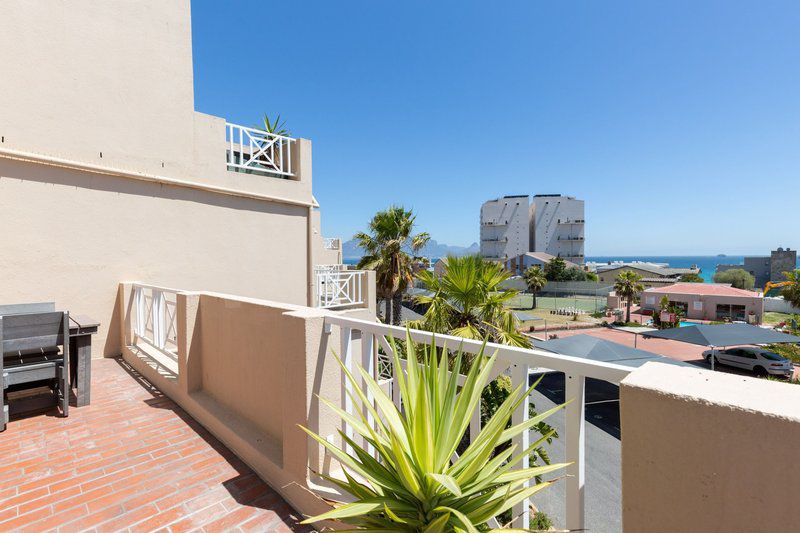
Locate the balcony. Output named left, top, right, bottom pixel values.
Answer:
left=2, top=282, right=798, bottom=532
left=226, top=122, right=296, bottom=178
left=314, top=266, right=367, bottom=309
left=481, top=236, right=508, bottom=242
left=558, top=218, right=585, bottom=224
left=557, top=236, right=585, bottom=241
left=322, top=237, right=340, bottom=250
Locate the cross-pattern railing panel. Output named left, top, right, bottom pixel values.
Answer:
left=324, top=315, right=633, bottom=531
left=315, top=269, right=365, bottom=309
left=322, top=238, right=341, bottom=250
left=226, top=122, right=296, bottom=177
left=132, top=283, right=179, bottom=354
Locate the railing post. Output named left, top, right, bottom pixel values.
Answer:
left=361, top=332, right=375, bottom=455
left=511, top=363, right=530, bottom=530
left=565, top=373, right=586, bottom=531
left=134, top=286, right=144, bottom=339
left=340, top=326, right=354, bottom=453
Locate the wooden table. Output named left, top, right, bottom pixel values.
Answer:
left=69, top=314, right=99, bottom=407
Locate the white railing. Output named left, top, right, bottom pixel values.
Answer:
left=132, top=283, right=179, bottom=354
left=315, top=269, right=365, bottom=308
left=323, top=315, right=633, bottom=531
left=226, top=122, right=296, bottom=177
left=322, top=237, right=341, bottom=250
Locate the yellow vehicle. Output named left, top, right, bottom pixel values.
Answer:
left=763, top=281, right=791, bottom=297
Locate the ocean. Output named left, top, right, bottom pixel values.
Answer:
left=346, top=255, right=800, bottom=282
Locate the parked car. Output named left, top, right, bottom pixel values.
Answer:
left=703, top=346, right=794, bottom=377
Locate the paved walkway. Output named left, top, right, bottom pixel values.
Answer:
left=0, top=358, right=311, bottom=532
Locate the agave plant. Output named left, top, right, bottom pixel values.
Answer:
left=300, top=333, right=567, bottom=531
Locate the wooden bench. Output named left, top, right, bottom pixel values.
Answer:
left=1, top=311, right=70, bottom=431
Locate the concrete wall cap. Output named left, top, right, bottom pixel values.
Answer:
left=622, top=361, right=800, bottom=421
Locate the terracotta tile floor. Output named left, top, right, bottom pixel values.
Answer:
left=0, top=358, right=313, bottom=532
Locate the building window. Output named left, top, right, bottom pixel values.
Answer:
left=693, top=301, right=703, bottom=311
left=645, top=296, right=655, bottom=305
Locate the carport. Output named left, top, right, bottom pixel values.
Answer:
left=534, top=334, right=692, bottom=369
left=641, top=323, right=800, bottom=370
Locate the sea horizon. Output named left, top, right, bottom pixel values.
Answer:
left=344, top=254, right=799, bottom=283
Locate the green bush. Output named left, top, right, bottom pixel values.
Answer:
left=713, top=268, right=755, bottom=290
left=531, top=510, right=553, bottom=531
left=766, top=343, right=800, bottom=364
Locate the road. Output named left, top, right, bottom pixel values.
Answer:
left=528, top=372, right=623, bottom=533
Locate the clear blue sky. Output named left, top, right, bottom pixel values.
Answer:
left=191, top=1, right=799, bottom=256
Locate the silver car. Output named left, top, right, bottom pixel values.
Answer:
left=703, top=346, right=794, bottom=377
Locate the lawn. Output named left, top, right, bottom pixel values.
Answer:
left=503, top=293, right=607, bottom=314
left=763, top=312, right=794, bottom=326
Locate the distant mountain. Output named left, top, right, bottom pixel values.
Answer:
left=342, top=238, right=479, bottom=260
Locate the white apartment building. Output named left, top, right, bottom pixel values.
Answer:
left=479, top=195, right=530, bottom=260
left=530, top=194, right=585, bottom=263
left=480, top=194, right=585, bottom=264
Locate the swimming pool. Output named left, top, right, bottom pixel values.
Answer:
left=679, top=320, right=699, bottom=327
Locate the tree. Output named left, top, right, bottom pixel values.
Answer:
left=680, top=273, right=704, bottom=283
left=523, top=265, right=547, bottom=309
left=614, top=270, right=644, bottom=323
left=412, top=255, right=530, bottom=347
left=543, top=257, right=567, bottom=281
left=355, top=206, right=430, bottom=325
left=586, top=271, right=599, bottom=282
left=260, top=113, right=289, bottom=136
left=781, top=269, right=800, bottom=309
left=713, top=268, right=755, bottom=290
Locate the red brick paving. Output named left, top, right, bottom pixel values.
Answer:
left=0, top=358, right=312, bottom=532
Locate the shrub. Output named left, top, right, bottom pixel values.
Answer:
left=713, top=268, right=755, bottom=290
left=300, top=333, right=567, bottom=530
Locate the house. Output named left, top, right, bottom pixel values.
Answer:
left=639, top=282, right=764, bottom=323
left=504, top=252, right=579, bottom=276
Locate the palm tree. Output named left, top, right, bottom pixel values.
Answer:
left=781, top=269, right=800, bottom=309
left=614, top=270, right=645, bottom=323
left=412, top=255, right=530, bottom=347
left=355, top=206, right=430, bottom=325
left=523, top=265, right=547, bottom=309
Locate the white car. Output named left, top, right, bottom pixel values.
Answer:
left=703, top=346, right=794, bottom=377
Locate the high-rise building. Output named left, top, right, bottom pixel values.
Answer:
left=530, top=194, right=585, bottom=263
left=479, top=195, right=530, bottom=260
left=480, top=194, right=585, bottom=264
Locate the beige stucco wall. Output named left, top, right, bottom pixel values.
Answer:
left=311, top=210, right=343, bottom=266
left=0, top=157, right=312, bottom=356
left=621, top=362, right=800, bottom=532
left=640, top=290, right=764, bottom=322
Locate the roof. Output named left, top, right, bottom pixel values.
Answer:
left=641, top=323, right=800, bottom=347
left=508, top=252, right=579, bottom=269
left=533, top=334, right=691, bottom=369
left=598, top=263, right=699, bottom=277
left=640, top=277, right=681, bottom=283
left=511, top=310, right=544, bottom=322
left=644, top=282, right=761, bottom=298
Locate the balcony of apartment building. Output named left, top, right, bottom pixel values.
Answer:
left=2, top=280, right=799, bottom=532
left=557, top=218, right=586, bottom=225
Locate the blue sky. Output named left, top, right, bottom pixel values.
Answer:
left=191, top=1, right=799, bottom=255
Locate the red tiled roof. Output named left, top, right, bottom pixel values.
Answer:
left=644, top=282, right=761, bottom=298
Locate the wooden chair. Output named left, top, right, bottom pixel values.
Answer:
left=1, top=311, right=70, bottom=431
